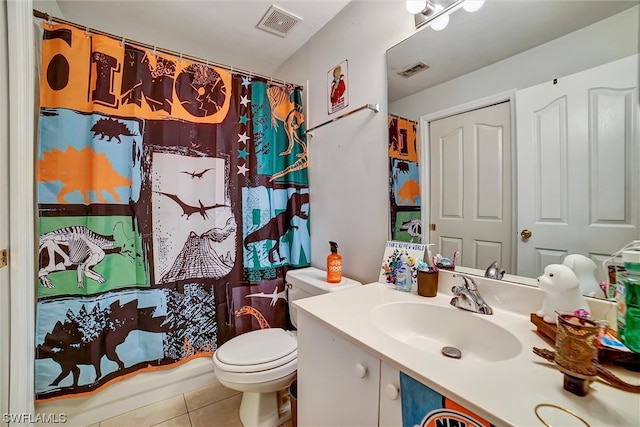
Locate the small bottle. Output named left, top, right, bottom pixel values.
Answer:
left=396, top=253, right=412, bottom=292
left=620, top=250, right=640, bottom=352
left=327, top=241, right=342, bottom=283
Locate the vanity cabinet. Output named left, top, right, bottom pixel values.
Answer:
left=379, top=360, right=402, bottom=426
left=296, top=312, right=402, bottom=426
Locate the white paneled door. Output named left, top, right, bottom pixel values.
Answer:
left=516, top=55, right=639, bottom=279
left=1, top=2, right=9, bottom=423
left=429, top=101, right=512, bottom=271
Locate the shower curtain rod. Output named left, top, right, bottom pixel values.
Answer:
left=389, top=113, right=417, bottom=122
left=32, top=9, right=304, bottom=90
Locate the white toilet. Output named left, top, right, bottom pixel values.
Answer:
left=212, top=267, right=361, bottom=427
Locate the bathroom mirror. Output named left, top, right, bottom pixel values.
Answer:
left=387, top=0, right=640, bottom=299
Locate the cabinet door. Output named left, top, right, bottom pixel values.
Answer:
left=379, top=361, right=402, bottom=426
left=297, top=313, right=380, bottom=427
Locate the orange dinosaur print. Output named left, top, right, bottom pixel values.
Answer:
left=397, top=178, right=421, bottom=205
left=39, top=146, right=132, bottom=204
left=235, top=305, right=270, bottom=329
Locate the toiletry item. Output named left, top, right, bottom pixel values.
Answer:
left=426, top=244, right=435, bottom=263
left=396, top=253, right=411, bottom=292
left=417, top=269, right=438, bottom=297
left=619, top=250, right=640, bottom=352
left=326, top=241, right=342, bottom=283
left=598, top=328, right=631, bottom=352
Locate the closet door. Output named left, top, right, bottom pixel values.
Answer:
left=516, top=55, right=639, bottom=279
left=430, top=101, right=512, bottom=271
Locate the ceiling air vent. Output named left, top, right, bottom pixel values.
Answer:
left=257, top=5, right=302, bottom=38
left=397, top=62, right=430, bottom=78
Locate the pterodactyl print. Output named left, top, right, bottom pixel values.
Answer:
left=155, top=191, right=228, bottom=220
left=180, top=168, right=214, bottom=179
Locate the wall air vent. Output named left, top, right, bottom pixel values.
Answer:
left=397, top=62, right=430, bottom=78
left=257, top=5, right=302, bottom=38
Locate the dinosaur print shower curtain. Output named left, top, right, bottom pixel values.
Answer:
left=388, top=115, right=421, bottom=242
left=35, top=22, right=310, bottom=401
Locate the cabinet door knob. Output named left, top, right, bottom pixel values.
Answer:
left=355, top=363, right=368, bottom=378
left=385, top=384, right=400, bottom=400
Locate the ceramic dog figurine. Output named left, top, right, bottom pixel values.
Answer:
left=562, top=254, right=602, bottom=297
left=536, top=264, right=590, bottom=324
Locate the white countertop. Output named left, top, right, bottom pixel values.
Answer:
left=293, top=270, right=640, bottom=426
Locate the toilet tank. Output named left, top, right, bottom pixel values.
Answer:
left=286, top=267, right=362, bottom=328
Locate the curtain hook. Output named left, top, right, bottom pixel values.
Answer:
left=46, top=14, right=53, bottom=28
left=84, top=26, right=90, bottom=38
left=152, top=45, right=157, bottom=55
left=120, top=36, right=125, bottom=48
left=179, top=53, right=183, bottom=61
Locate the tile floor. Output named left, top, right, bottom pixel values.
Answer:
left=87, top=382, right=294, bottom=427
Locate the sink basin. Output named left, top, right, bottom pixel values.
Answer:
left=370, top=301, right=522, bottom=362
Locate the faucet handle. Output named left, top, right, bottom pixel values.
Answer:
left=453, top=273, right=477, bottom=290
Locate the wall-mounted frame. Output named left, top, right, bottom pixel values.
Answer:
left=327, top=59, right=348, bottom=114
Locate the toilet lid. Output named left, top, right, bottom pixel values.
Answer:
left=216, top=328, right=297, bottom=366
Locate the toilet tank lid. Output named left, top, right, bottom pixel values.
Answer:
left=285, top=267, right=362, bottom=293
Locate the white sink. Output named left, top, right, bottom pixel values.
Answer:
left=370, top=301, right=522, bottom=362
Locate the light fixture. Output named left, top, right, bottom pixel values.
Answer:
left=406, top=0, right=427, bottom=14
left=410, top=0, right=460, bottom=30
left=462, top=0, right=484, bottom=12
left=430, top=4, right=449, bottom=31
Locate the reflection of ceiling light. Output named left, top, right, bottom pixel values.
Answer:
left=430, top=4, right=449, bottom=31
left=406, top=0, right=427, bottom=14
left=462, top=0, right=484, bottom=12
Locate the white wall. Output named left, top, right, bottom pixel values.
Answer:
left=276, top=0, right=416, bottom=284
left=390, top=5, right=639, bottom=121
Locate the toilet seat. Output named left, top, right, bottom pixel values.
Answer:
left=213, top=328, right=297, bottom=378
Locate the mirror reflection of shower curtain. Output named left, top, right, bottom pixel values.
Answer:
left=34, top=22, right=309, bottom=401
left=388, top=115, right=421, bottom=243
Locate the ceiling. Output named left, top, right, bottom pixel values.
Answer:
left=33, top=0, right=352, bottom=77
left=31, top=0, right=639, bottom=100
left=387, top=0, right=639, bottom=102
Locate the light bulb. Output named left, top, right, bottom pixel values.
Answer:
left=431, top=5, right=449, bottom=31
left=406, top=0, right=427, bottom=14
left=462, top=0, right=485, bottom=12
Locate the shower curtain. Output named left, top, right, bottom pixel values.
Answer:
left=388, top=115, right=421, bottom=242
left=35, top=22, right=310, bottom=401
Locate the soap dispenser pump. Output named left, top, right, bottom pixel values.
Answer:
left=327, top=241, right=342, bottom=283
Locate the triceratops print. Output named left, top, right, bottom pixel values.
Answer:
left=39, top=145, right=132, bottom=204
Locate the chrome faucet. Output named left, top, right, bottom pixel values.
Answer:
left=484, top=260, right=505, bottom=280
left=450, top=274, right=493, bottom=315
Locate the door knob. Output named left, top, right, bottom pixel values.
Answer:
left=520, top=229, right=532, bottom=239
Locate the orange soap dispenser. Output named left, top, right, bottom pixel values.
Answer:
left=327, top=241, right=342, bottom=283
